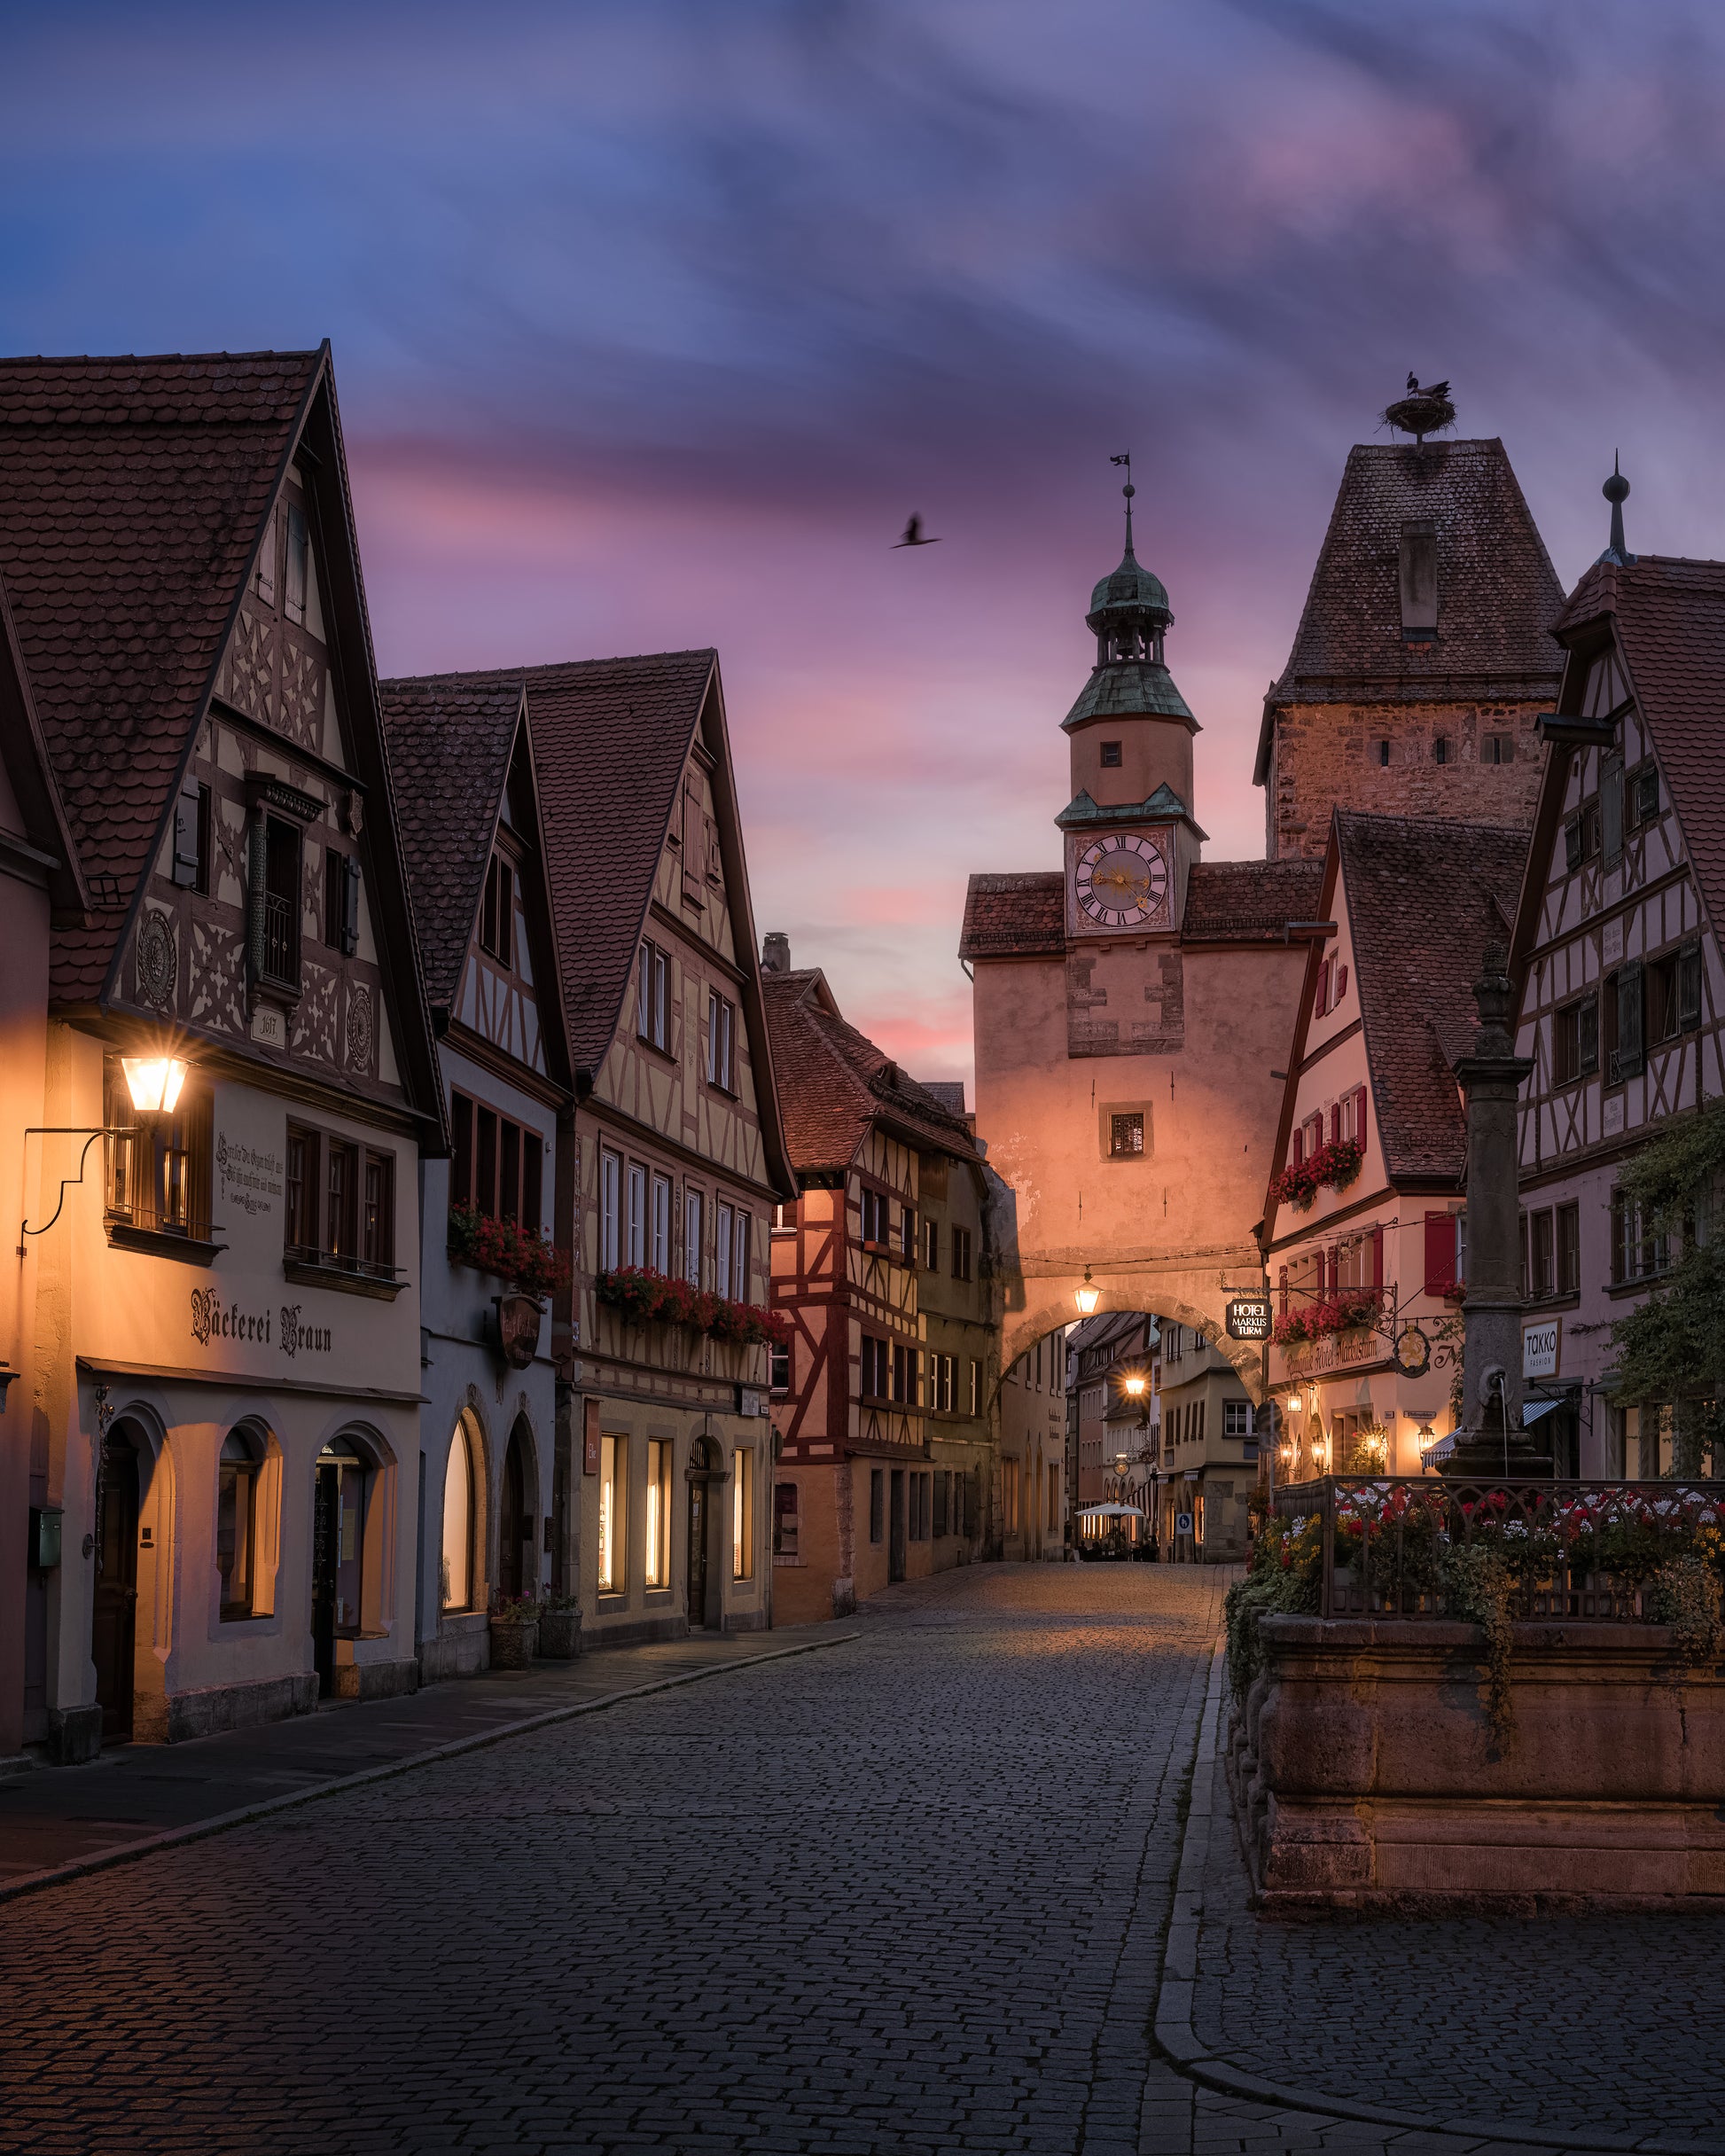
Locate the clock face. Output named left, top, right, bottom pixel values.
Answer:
left=1073, top=832, right=1170, bottom=928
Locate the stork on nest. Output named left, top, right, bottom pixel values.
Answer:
left=1382, top=373, right=1456, bottom=449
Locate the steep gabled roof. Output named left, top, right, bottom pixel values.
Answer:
left=1182, top=859, right=1327, bottom=944
left=1326, top=813, right=1527, bottom=1198
left=1548, top=555, right=1725, bottom=945
left=1255, top=438, right=1565, bottom=782
left=0, top=349, right=320, bottom=999
left=763, top=968, right=979, bottom=1176
left=378, top=673, right=527, bottom=1006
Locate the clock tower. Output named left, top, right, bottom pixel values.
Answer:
left=1058, top=480, right=1201, bottom=939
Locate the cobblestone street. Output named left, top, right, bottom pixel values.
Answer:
left=1, top=1566, right=1222, bottom=2156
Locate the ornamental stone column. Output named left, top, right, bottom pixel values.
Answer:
left=1442, top=942, right=1553, bottom=1480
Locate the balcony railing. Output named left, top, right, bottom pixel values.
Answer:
left=1270, top=1474, right=1725, bottom=1621
left=261, top=890, right=297, bottom=985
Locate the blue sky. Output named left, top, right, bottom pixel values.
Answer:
left=7, top=1, right=1725, bottom=1080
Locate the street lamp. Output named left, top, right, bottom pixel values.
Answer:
left=1075, top=1266, right=1099, bottom=1316
left=1120, top=1368, right=1159, bottom=1562
left=121, top=1056, right=190, bottom=1114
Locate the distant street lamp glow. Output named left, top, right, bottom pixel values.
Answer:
left=121, top=1056, right=189, bottom=1115
left=1121, top=1371, right=1146, bottom=1399
left=1074, top=1267, right=1099, bottom=1315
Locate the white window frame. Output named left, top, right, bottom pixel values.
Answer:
left=651, top=1173, right=671, bottom=1273
left=715, top=1200, right=734, bottom=1300
left=733, top=1210, right=750, bottom=1302
left=637, top=941, right=668, bottom=1051
left=600, top=1148, right=621, bottom=1271
left=706, top=989, right=735, bottom=1091
left=683, top=1187, right=704, bottom=1287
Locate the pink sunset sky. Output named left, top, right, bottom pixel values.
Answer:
left=9, top=2, right=1725, bottom=1086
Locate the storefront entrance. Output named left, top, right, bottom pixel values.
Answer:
left=687, top=1436, right=716, bottom=1627
left=498, top=1421, right=530, bottom=1600
left=889, top=1468, right=906, bottom=1582
left=90, top=1430, right=140, bottom=1742
left=312, top=1436, right=367, bottom=1699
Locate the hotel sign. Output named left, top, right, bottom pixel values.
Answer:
left=1226, top=1297, right=1272, bottom=1341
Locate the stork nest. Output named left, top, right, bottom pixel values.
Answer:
left=1382, top=392, right=1456, bottom=441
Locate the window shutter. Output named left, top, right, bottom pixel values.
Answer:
left=1368, top=1225, right=1383, bottom=1288
left=1423, top=1212, right=1456, bottom=1296
left=1564, top=816, right=1583, bottom=871
left=340, top=855, right=361, bottom=956
left=172, top=784, right=200, bottom=887
left=1602, top=754, right=1624, bottom=868
left=1614, top=959, right=1644, bottom=1081
left=1354, top=1085, right=1369, bottom=1147
left=1330, top=1103, right=1341, bottom=1145
left=1335, top=965, right=1347, bottom=1003
left=1292, top=1128, right=1304, bottom=1168
left=1679, top=938, right=1703, bottom=1031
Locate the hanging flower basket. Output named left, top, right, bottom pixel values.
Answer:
left=1268, top=1137, right=1365, bottom=1212
left=447, top=1206, right=573, bottom=1297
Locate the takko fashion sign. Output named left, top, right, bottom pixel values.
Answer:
left=190, top=1290, right=332, bottom=1357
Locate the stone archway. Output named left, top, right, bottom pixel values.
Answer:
left=999, top=1251, right=1270, bottom=1402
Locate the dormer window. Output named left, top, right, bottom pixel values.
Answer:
left=1100, top=741, right=1122, bottom=769
left=480, top=853, right=514, bottom=966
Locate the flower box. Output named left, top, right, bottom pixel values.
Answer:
left=595, top=1264, right=792, bottom=1348
left=448, top=1206, right=573, bottom=1298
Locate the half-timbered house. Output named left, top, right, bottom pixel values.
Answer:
left=379, top=673, right=573, bottom=1676
left=1263, top=811, right=1528, bottom=1479
left=503, top=651, right=797, bottom=1643
left=761, top=962, right=995, bottom=1620
left=1510, top=534, right=1725, bottom=1476
left=0, top=349, right=444, bottom=1756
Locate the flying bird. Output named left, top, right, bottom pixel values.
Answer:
left=894, top=513, right=941, bottom=548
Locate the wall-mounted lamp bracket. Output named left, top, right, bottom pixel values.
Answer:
left=20, top=1128, right=127, bottom=1252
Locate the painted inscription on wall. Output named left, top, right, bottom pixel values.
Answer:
left=190, top=1290, right=334, bottom=1358
left=215, top=1133, right=284, bottom=1218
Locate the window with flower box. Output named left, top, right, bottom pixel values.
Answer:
left=449, top=1091, right=543, bottom=1233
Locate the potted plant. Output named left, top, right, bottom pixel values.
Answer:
left=536, top=1591, right=581, bottom=1660
left=488, top=1590, right=539, bottom=1670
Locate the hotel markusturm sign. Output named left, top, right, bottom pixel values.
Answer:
left=1226, top=1296, right=1273, bottom=1341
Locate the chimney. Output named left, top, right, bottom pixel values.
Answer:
left=761, top=932, right=791, bottom=974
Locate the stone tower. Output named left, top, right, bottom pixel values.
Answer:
left=1254, top=433, right=1565, bottom=861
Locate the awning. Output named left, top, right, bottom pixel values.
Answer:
left=1521, top=1397, right=1559, bottom=1424
left=1079, top=1502, right=1146, bottom=1519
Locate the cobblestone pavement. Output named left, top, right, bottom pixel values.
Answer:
left=1, top=1564, right=1227, bottom=2156
left=1190, top=1694, right=1725, bottom=2152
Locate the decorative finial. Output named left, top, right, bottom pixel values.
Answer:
left=1597, top=452, right=1634, bottom=566
left=1110, top=451, right=1135, bottom=556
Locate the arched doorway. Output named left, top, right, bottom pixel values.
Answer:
left=91, top=1426, right=142, bottom=1741
left=312, top=1435, right=370, bottom=1699
left=687, top=1435, right=718, bottom=1628
left=497, top=1418, right=534, bottom=1601
left=441, top=1414, right=478, bottom=1612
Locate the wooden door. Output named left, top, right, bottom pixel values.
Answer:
left=90, top=1436, right=139, bottom=1741
left=499, top=1429, right=527, bottom=1600
left=686, top=1478, right=708, bottom=1626
left=889, top=1468, right=906, bottom=1582
left=311, top=1463, right=340, bottom=1698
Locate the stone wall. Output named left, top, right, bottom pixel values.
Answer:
left=1266, top=699, right=1545, bottom=859
left=1229, top=1613, right=1725, bottom=1910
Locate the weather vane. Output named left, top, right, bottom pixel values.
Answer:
left=1110, top=451, right=1135, bottom=550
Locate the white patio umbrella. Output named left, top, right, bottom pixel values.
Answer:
left=1078, top=1502, right=1146, bottom=1519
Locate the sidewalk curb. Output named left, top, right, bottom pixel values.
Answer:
left=0, top=1631, right=861, bottom=1910
left=1151, top=1643, right=1725, bottom=2156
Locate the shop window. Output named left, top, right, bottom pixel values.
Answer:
left=314, top=1436, right=369, bottom=1641
left=774, top=1481, right=800, bottom=1558
left=104, top=1058, right=214, bottom=1244
left=951, top=1226, right=973, bottom=1282
left=324, top=848, right=361, bottom=956
left=216, top=1430, right=260, bottom=1619
left=449, top=1091, right=542, bottom=1233
left=636, top=941, right=669, bottom=1051
left=733, top=1446, right=754, bottom=1580
left=870, top=1468, right=885, bottom=1544
left=479, top=852, right=514, bottom=966
left=597, top=1434, right=627, bottom=1592
left=644, top=1439, right=671, bottom=1589
left=441, top=1416, right=477, bottom=1612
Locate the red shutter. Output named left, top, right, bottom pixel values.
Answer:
left=1424, top=1213, right=1456, bottom=1296
left=1292, top=1129, right=1304, bottom=1168
left=1368, top=1225, right=1383, bottom=1288
left=1330, top=1103, right=1342, bottom=1144
left=1336, top=964, right=1348, bottom=1003
left=1354, top=1085, right=1369, bottom=1148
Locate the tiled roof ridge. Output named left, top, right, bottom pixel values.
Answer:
left=383, top=648, right=717, bottom=688
left=763, top=969, right=975, bottom=1167
left=0, top=348, right=323, bottom=364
